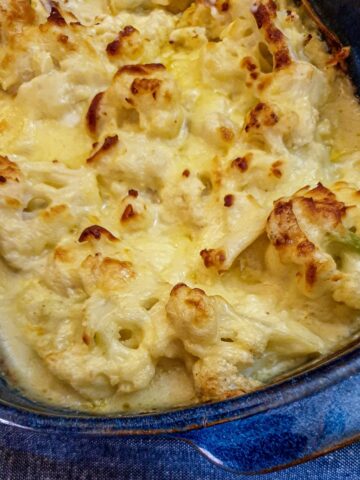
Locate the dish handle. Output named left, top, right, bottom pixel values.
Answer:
left=172, top=368, right=360, bottom=474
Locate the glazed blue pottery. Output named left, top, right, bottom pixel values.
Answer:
left=1, top=1, right=360, bottom=474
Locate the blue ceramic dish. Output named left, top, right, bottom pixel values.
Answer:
left=1, top=1, right=360, bottom=474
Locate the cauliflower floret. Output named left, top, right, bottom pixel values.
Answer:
left=266, top=182, right=360, bottom=309
left=0, top=160, right=101, bottom=270
left=20, top=282, right=156, bottom=400
left=86, top=131, right=174, bottom=191
left=190, top=93, right=238, bottom=150
left=200, top=192, right=267, bottom=272
left=87, top=63, right=184, bottom=139
left=19, top=238, right=164, bottom=400
left=165, top=284, right=267, bottom=400
left=160, top=171, right=217, bottom=229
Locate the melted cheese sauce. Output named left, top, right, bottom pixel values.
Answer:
left=0, top=0, right=359, bottom=412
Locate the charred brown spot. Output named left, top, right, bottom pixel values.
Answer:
left=48, top=6, right=66, bottom=26
left=218, top=1, right=230, bottom=12
left=86, top=135, right=118, bottom=164
left=304, top=33, right=313, bottom=46
left=131, top=78, right=162, bottom=99
left=121, top=204, right=136, bottom=222
left=271, top=160, right=283, bottom=178
left=224, top=194, right=234, bottom=207
left=218, top=126, right=234, bottom=143
left=128, top=189, right=138, bottom=198
left=79, top=225, right=118, bottom=243
left=57, top=34, right=69, bottom=44
left=266, top=0, right=277, bottom=15
left=86, top=92, right=105, bottom=134
left=200, top=249, right=226, bottom=269
left=305, top=263, right=317, bottom=286
left=182, top=169, right=190, bottom=178
left=106, top=38, right=121, bottom=56
left=241, top=56, right=257, bottom=72
left=297, top=240, right=315, bottom=256
left=274, top=48, right=292, bottom=69
left=268, top=199, right=307, bottom=249
left=82, top=333, right=92, bottom=346
left=232, top=155, right=251, bottom=172
left=245, top=102, right=278, bottom=132
left=106, top=25, right=137, bottom=56
left=0, top=176, right=6, bottom=184
left=266, top=24, right=284, bottom=44
left=253, top=3, right=272, bottom=28
left=300, top=183, right=347, bottom=227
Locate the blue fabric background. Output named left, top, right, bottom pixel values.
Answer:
left=0, top=424, right=359, bottom=479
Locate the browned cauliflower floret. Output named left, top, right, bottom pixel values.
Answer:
left=266, top=182, right=360, bottom=309
left=87, top=63, right=184, bottom=139
left=165, top=284, right=266, bottom=400
left=251, top=0, right=292, bottom=70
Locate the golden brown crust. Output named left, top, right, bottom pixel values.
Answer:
left=267, top=184, right=349, bottom=292
left=252, top=0, right=292, bottom=70
left=81, top=254, right=135, bottom=291
left=131, top=78, right=162, bottom=99
left=0, top=156, right=21, bottom=183
left=106, top=25, right=139, bottom=56
left=200, top=248, right=226, bottom=269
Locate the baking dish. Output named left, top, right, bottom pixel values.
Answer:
left=0, top=0, right=360, bottom=474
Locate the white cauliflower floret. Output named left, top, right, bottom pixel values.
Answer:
left=20, top=282, right=156, bottom=400
left=86, top=131, right=173, bottom=191
left=0, top=159, right=101, bottom=270
left=19, top=243, right=163, bottom=400
left=160, top=171, right=217, bottom=229
left=190, top=97, right=237, bottom=150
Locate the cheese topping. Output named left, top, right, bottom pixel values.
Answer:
left=0, top=0, right=359, bottom=412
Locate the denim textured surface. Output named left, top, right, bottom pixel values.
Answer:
left=0, top=424, right=359, bottom=480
